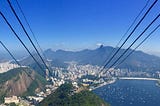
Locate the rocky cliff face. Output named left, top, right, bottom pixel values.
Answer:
left=0, top=67, right=46, bottom=103
left=2, top=71, right=35, bottom=96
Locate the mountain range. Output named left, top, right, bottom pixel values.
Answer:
left=20, top=45, right=160, bottom=74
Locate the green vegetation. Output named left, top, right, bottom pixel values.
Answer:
left=28, top=63, right=46, bottom=77
left=0, top=91, right=6, bottom=104
left=0, top=67, right=23, bottom=84
left=39, top=83, right=110, bottom=106
left=6, top=103, right=17, bottom=106
left=22, top=72, right=47, bottom=96
left=22, top=79, right=39, bottom=96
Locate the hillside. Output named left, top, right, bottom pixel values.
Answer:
left=0, top=67, right=47, bottom=103
left=39, top=83, right=110, bottom=106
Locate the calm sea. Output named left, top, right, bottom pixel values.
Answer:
left=94, top=80, right=160, bottom=106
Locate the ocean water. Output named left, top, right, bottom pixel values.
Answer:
left=94, top=80, right=160, bottom=106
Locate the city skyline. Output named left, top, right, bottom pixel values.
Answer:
left=0, top=0, right=160, bottom=56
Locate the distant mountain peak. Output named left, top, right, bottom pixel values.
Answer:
left=56, top=49, right=66, bottom=52
left=45, top=48, right=54, bottom=52
left=99, top=44, right=104, bottom=49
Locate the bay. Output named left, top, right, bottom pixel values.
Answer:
left=94, top=80, right=160, bottom=106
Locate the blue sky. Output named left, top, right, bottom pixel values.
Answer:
left=0, top=0, right=159, bottom=55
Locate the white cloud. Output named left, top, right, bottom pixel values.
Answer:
left=96, top=43, right=103, bottom=46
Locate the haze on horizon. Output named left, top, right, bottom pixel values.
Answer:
left=0, top=0, right=160, bottom=56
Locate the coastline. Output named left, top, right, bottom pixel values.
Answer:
left=91, top=79, right=116, bottom=91
left=91, top=77, right=160, bottom=91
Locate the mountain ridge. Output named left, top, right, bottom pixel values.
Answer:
left=44, top=46, right=160, bottom=71
left=20, top=45, right=160, bottom=73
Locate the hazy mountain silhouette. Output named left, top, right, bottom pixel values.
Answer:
left=21, top=45, right=160, bottom=72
